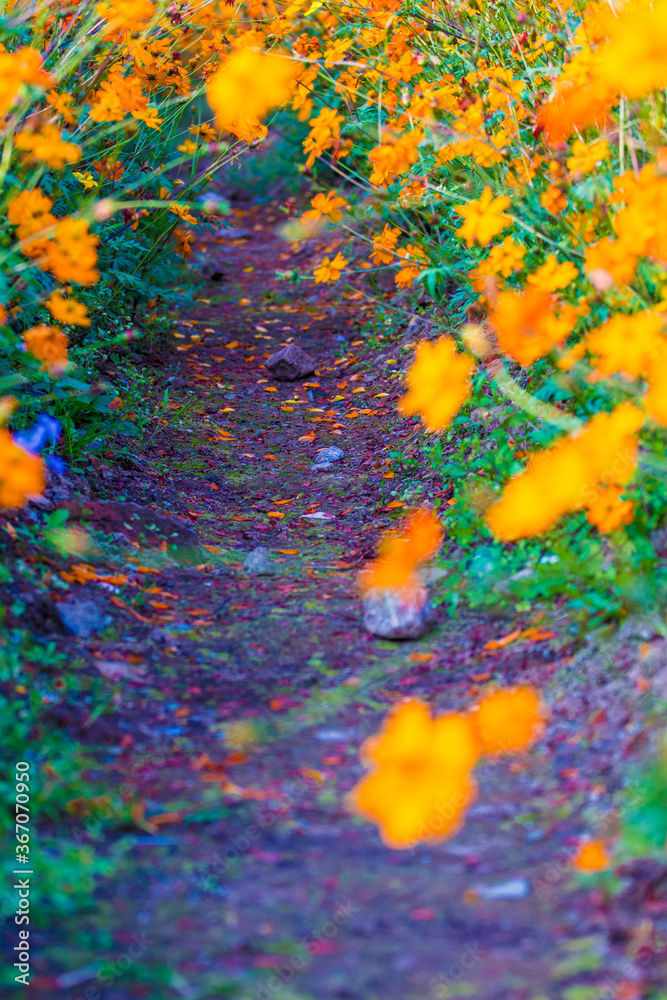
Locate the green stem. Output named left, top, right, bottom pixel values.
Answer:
left=488, top=361, right=583, bottom=433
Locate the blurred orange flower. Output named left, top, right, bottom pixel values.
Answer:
left=46, top=292, right=90, bottom=327
left=399, top=336, right=474, bottom=431
left=359, top=508, right=443, bottom=597
left=490, top=287, right=576, bottom=367
left=23, top=325, right=69, bottom=373
left=470, top=686, right=546, bottom=755
left=347, top=699, right=479, bottom=848
left=486, top=403, right=644, bottom=540
left=572, top=840, right=610, bottom=873
left=0, top=430, right=45, bottom=508
left=207, top=49, right=297, bottom=135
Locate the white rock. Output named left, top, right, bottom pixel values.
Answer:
left=474, top=878, right=531, bottom=900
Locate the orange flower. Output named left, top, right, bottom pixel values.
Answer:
left=95, top=0, right=154, bottom=36
left=572, top=840, right=610, bottom=873
left=490, top=287, right=576, bottom=367
left=526, top=255, right=578, bottom=294
left=399, top=336, right=474, bottom=431
left=586, top=486, right=634, bottom=533
left=483, top=236, right=526, bottom=278
left=455, top=187, right=512, bottom=247
left=313, top=252, right=347, bottom=283
left=368, top=130, right=421, bottom=188
left=207, top=49, right=297, bottom=134
left=585, top=237, right=638, bottom=288
left=15, top=125, right=80, bottom=170
left=0, top=47, right=51, bottom=117
left=359, top=508, right=443, bottom=597
left=7, top=189, right=55, bottom=241
left=370, top=224, right=400, bottom=265
left=173, top=227, right=194, bottom=258
left=0, top=430, right=45, bottom=509
left=470, top=687, right=546, bottom=756
left=566, top=139, right=609, bottom=178
left=596, top=0, right=667, bottom=100
left=486, top=403, right=644, bottom=540
left=46, top=89, right=75, bottom=124
left=540, top=185, right=567, bottom=216
left=47, top=219, right=99, bottom=285
left=23, top=325, right=69, bottom=373
left=347, top=699, right=480, bottom=848
left=46, top=292, right=90, bottom=328
left=585, top=311, right=666, bottom=378
left=302, top=191, right=349, bottom=223
left=303, top=107, right=344, bottom=167
left=395, top=245, right=429, bottom=289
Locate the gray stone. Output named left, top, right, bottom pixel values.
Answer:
left=312, top=446, right=345, bottom=472
left=243, top=546, right=273, bottom=575
left=313, top=446, right=344, bottom=467
left=55, top=600, right=109, bottom=638
left=362, top=589, right=435, bottom=640
left=265, top=343, right=316, bottom=381
left=474, top=878, right=531, bottom=900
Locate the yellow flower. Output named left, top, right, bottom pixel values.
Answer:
left=323, top=37, right=354, bottom=67
left=399, top=336, right=474, bottom=431
left=177, top=139, right=198, bottom=154
left=313, top=252, right=347, bottom=283
left=46, top=292, right=90, bottom=328
left=455, top=187, right=512, bottom=247
left=72, top=171, right=98, bottom=192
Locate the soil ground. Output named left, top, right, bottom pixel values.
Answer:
left=10, top=202, right=667, bottom=999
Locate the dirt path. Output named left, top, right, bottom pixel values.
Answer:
left=31, top=205, right=660, bottom=999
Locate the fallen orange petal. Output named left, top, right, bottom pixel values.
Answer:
left=483, top=628, right=522, bottom=651
left=572, top=839, right=611, bottom=872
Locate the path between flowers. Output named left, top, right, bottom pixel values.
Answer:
left=35, top=203, right=657, bottom=999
